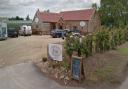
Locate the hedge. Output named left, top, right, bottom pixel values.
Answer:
left=65, top=27, right=128, bottom=58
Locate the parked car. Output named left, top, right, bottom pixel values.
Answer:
left=8, top=28, right=18, bottom=38
left=64, top=29, right=70, bottom=33
left=50, top=29, right=66, bottom=38
left=0, top=22, right=8, bottom=40
left=19, top=25, right=32, bottom=36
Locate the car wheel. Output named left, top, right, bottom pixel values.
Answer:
left=62, top=37, right=64, bottom=40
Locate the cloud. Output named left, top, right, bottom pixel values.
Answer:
left=0, top=0, right=100, bottom=19
left=9, top=0, right=36, bottom=6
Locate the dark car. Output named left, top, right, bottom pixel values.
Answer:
left=50, top=30, right=66, bottom=38
left=8, top=28, right=19, bottom=38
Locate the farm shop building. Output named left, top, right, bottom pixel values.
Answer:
left=32, top=9, right=101, bottom=35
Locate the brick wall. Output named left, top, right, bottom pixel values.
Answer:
left=32, top=20, right=51, bottom=35
left=32, top=11, right=101, bottom=35
left=88, top=12, right=101, bottom=33
left=63, top=12, right=101, bottom=34
left=64, top=20, right=88, bottom=31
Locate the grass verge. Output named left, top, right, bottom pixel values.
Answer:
left=118, top=48, right=128, bottom=56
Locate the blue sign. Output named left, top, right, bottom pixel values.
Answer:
left=72, top=56, right=82, bottom=80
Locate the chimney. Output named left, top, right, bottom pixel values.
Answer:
left=37, top=9, right=40, bottom=12
left=47, top=9, right=50, bottom=13
left=44, top=9, right=50, bottom=13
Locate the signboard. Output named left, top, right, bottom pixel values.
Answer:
left=80, top=21, right=86, bottom=27
left=71, top=56, right=82, bottom=81
left=48, top=43, right=63, bottom=61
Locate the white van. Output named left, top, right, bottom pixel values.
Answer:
left=19, top=25, right=32, bottom=36
left=0, top=22, right=8, bottom=40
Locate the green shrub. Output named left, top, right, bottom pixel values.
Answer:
left=65, top=26, right=128, bottom=58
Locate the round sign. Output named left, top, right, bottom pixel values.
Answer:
left=48, top=44, right=63, bottom=61
left=35, top=17, right=39, bottom=23
left=51, top=45, right=61, bottom=57
left=80, top=21, right=86, bottom=27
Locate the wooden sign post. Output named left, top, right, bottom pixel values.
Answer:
left=71, top=56, right=83, bottom=82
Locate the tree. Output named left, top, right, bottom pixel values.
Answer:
left=99, top=0, right=128, bottom=28
left=16, top=16, right=20, bottom=20
left=9, top=16, right=24, bottom=20
left=92, top=3, right=98, bottom=10
left=26, top=15, right=30, bottom=20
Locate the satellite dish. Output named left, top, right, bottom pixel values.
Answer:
left=80, top=21, right=86, bottom=27
left=35, top=18, right=39, bottom=23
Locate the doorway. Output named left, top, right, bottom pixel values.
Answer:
left=59, top=25, right=63, bottom=29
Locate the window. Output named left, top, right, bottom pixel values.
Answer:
left=72, top=26, right=79, bottom=32
left=73, top=26, right=78, bottom=30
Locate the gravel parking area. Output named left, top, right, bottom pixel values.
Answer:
left=0, top=35, right=64, bottom=68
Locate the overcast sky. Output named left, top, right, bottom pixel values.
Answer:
left=0, top=0, right=100, bottom=19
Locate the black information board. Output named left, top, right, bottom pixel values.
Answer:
left=71, top=56, right=82, bottom=81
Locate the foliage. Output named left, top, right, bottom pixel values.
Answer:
left=118, top=48, right=128, bottom=56
left=99, top=0, right=128, bottom=28
left=9, top=16, right=24, bottom=20
left=65, top=27, right=128, bottom=58
left=92, top=3, right=98, bottom=10
left=81, top=35, right=93, bottom=57
left=62, top=61, right=69, bottom=70
left=65, top=34, right=74, bottom=57
left=26, top=15, right=30, bottom=21
left=95, top=30, right=110, bottom=52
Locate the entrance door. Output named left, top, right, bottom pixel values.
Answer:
left=59, top=25, right=63, bottom=29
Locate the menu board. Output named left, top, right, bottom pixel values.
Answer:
left=71, top=56, right=82, bottom=81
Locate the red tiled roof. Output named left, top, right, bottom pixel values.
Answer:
left=60, top=9, right=95, bottom=21
left=37, top=9, right=95, bottom=22
left=37, top=12, right=60, bottom=23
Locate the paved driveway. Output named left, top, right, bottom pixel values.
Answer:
left=0, top=62, right=84, bottom=89
left=0, top=35, right=63, bottom=67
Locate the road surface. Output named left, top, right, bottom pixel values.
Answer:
left=0, top=62, right=84, bottom=89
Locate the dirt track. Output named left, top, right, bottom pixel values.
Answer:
left=0, top=35, right=63, bottom=67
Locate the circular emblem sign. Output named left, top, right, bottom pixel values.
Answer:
left=35, top=18, right=39, bottom=23
left=48, top=44, right=63, bottom=61
left=80, top=21, right=86, bottom=27
left=51, top=45, right=61, bottom=57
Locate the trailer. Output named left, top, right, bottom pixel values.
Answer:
left=0, top=22, right=8, bottom=40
